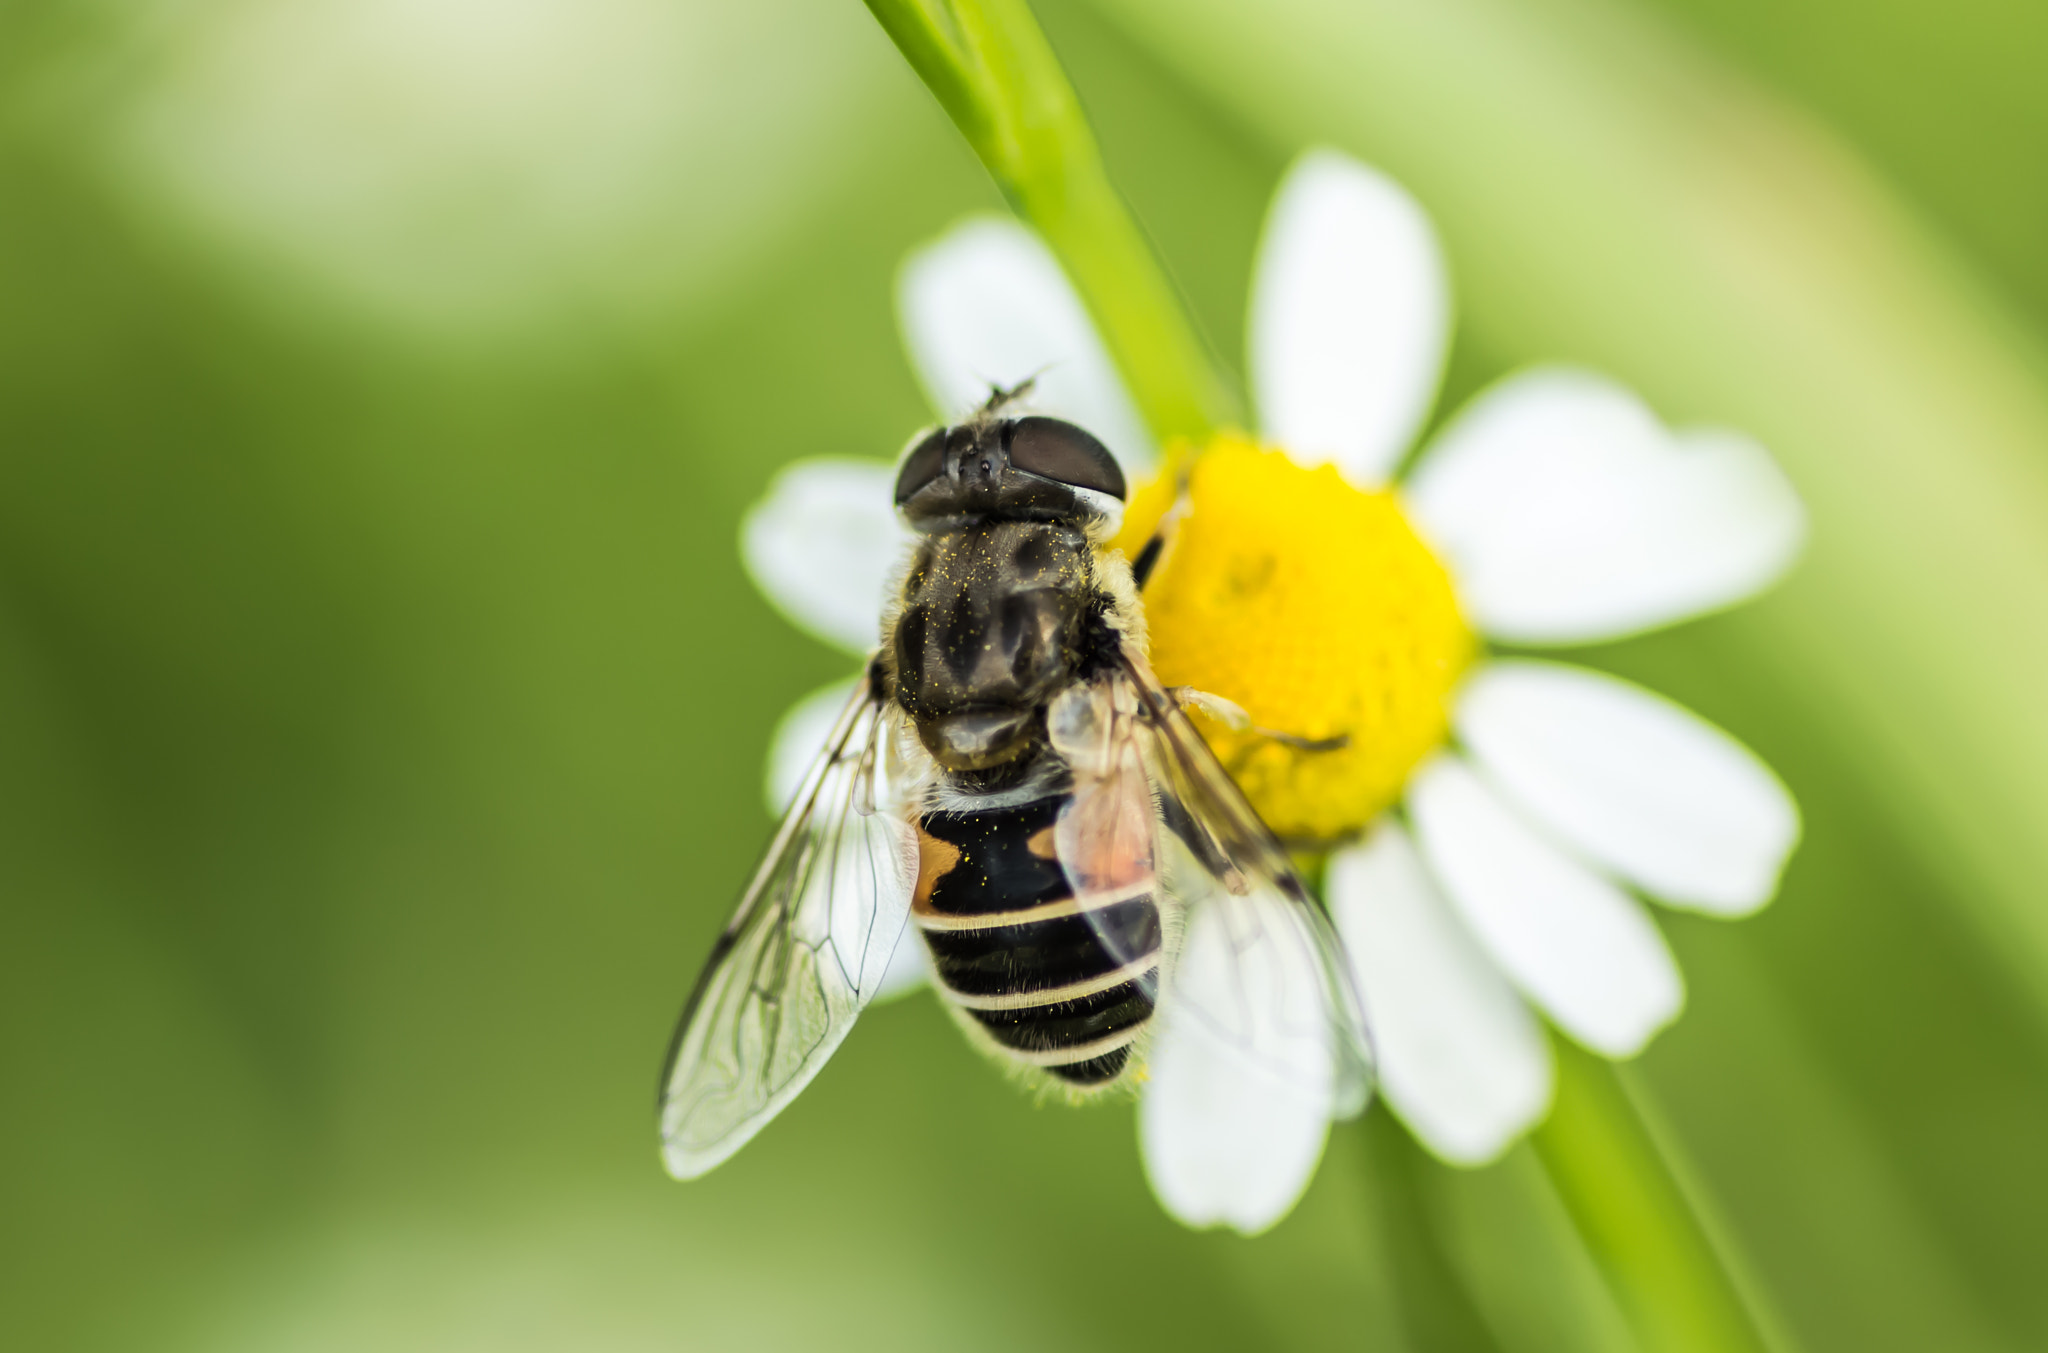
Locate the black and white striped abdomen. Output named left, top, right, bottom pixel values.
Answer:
left=913, top=797, right=1160, bottom=1086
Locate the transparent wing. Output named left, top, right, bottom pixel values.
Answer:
left=658, top=676, right=918, bottom=1178
left=1049, top=676, right=1159, bottom=974
left=1116, top=652, right=1375, bottom=1116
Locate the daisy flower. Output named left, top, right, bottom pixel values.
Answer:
left=741, top=148, right=1804, bottom=1232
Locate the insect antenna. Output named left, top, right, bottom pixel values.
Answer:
left=970, top=372, right=1044, bottom=425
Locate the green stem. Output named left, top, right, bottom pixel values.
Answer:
left=862, top=0, right=1231, bottom=449
left=1532, top=1035, right=1777, bottom=1353
left=867, top=11, right=1774, bottom=1344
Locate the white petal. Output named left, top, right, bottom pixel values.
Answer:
left=762, top=677, right=861, bottom=816
left=1458, top=661, right=1799, bottom=916
left=1248, top=148, right=1450, bottom=486
left=1402, top=368, right=1806, bottom=644
left=1406, top=755, right=1684, bottom=1058
left=898, top=216, right=1155, bottom=475
left=1139, top=889, right=1336, bottom=1234
left=740, top=458, right=902, bottom=656
left=1328, top=823, right=1552, bottom=1164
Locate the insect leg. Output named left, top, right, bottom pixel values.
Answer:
left=1166, top=686, right=1350, bottom=754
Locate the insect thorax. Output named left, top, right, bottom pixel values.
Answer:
left=888, top=516, right=1122, bottom=781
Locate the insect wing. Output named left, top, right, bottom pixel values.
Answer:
left=1117, top=653, right=1375, bottom=1117
left=659, top=680, right=919, bottom=1179
left=1048, top=679, right=1160, bottom=974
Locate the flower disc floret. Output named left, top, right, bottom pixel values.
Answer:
left=1116, top=436, right=1473, bottom=842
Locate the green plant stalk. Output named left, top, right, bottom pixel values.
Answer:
left=868, top=6, right=1778, bottom=1340
left=863, top=0, right=1231, bottom=449
left=1533, top=1035, right=1775, bottom=1353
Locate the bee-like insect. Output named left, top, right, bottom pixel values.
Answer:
left=658, top=394, right=1373, bottom=1179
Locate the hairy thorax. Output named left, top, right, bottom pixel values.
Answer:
left=892, top=519, right=1097, bottom=773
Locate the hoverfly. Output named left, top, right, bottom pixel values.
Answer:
left=658, top=392, right=1373, bottom=1180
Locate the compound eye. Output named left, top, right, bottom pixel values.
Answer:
left=1005, top=417, right=1125, bottom=501
left=893, top=427, right=949, bottom=505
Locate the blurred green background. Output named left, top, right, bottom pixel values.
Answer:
left=5, top=0, right=2048, bottom=1349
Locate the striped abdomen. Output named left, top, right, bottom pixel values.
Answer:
left=913, top=796, right=1160, bottom=1085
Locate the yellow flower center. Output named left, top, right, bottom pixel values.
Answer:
left=1113, top=435, right=1474, bottom=844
